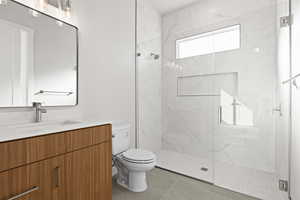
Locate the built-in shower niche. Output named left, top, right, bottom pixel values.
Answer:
left=177, top=72, right=253, bottom=127
left=177, top=72, right=238, bottom=97
left=177, top=72, right=253, bottom=126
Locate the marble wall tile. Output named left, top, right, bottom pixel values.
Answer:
left=162, top=0, right=278, bottom=173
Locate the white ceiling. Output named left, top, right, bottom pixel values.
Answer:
left=148, top=0, right=201, bottom=15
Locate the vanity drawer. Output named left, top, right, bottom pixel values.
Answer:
left=0, top=140, right=27, bottom=173
left=92, top=125, right=111, bottom=145
left=26, top=133, right=66, bottom=164
left=66, top=125, right=111, bottom=152
left=66, top=128, right=93, bottom=152
left=0, top=133, right=66, bottom=173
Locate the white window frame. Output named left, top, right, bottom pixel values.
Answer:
left=176, top=24, right=241, bottom=59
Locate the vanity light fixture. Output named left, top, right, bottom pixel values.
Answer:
left=64, top=0, right=71, bottom=18
left=38, top=0, right=46, bottom=11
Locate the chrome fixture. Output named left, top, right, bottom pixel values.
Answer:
left=150, top=53, right=160, bottom=60
left=282, top=72, right=300, bottom=85
left=33, top=102, right=47, bottom=122
left=273, top=104, right=283, bottom=116
left=63, top=0, right=71, bottom=17
left=293, top=79, right=299, bottom=89
left=8, top=187, right=39, bottom=200
left=279, top=180, right=289, bottom=192
left=47, top=0, right=72, bottom=17
left=282, top=72, right=300, bottom=90
left=65, top=0, right=71, bottom=11
left=280, top=15, right=292, bottom=27
left=137, top=52, right=160, bottom=60
left=34, top=90, right=73, bottom=96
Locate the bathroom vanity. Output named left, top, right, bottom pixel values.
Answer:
left=0, top=123, right=112, bottom=200
left=0, top=1, right=112, bottom=199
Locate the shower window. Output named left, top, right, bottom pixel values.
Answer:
left=176, top=25, right=241, bottom=59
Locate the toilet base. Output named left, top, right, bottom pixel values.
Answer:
left=117, top=171, right=148, bottom=192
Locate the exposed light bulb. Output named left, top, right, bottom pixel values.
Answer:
left=65, top=0, right=71, bottom=9
left=39, top=0, right=46, bottom=11
left=65, top=9, right=71, bottom=18
left=64, top=0, right=71, bottom=18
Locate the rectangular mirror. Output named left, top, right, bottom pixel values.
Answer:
left=0, top=0, right=78, bottom=107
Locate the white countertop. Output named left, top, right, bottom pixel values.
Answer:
left=0, top=120, right=115, bottom=143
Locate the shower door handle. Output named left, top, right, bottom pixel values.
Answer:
left=273, top=104, right=283, bottom=116
left=219, top=106, right=223, bottom=124
left=282, top=73, right=300, bottom=86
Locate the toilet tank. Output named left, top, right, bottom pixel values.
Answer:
left=112, top=123, right=131, bottom=155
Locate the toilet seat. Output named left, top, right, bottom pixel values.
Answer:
left=121, top=149, right=156, bottom=164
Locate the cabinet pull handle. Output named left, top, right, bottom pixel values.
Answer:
left=7, top=186, right=39, bottom=200
left=54, top=166, right=60, bottom=188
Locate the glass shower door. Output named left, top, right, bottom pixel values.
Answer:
left=213, top=0, right=291, bottom=200
left=291, top=0, right=300, bottom=199
left=137, top=0, right=292, bottom=199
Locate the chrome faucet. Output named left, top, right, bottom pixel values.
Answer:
left=32, top=102, right=47, bottom=122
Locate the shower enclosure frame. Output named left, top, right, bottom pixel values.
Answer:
left=134, top=0, right=294, bottom=199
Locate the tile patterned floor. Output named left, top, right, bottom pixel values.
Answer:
left=112, top=168, right=259, bottom=200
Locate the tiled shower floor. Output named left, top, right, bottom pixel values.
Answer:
left=156, top=150, right=213, bottom=182
left=155, top=150, right=286, bottom=200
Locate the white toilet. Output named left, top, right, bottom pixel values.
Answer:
left=112, top=124, right=156, bottom=192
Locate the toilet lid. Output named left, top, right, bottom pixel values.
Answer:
left=122, top=149, right=156, bottom=162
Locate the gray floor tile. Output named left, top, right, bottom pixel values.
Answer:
left=112, top=168, right=260, bottom=200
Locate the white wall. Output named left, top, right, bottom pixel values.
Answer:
left=137, top=0, right=162, bottom=153
left=0, top=0, right=136, bottom=146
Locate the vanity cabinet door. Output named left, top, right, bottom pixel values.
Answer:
left=28, top=155, right=66, bottom=200
left=0, top=155, right=65, bottom=200
left=65, top=142, right=112, bottom=200
left=93, top=141, right=112, bottom=200
left=0, top=164, right=30, bottom=200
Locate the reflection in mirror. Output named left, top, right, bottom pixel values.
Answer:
left=0, top=0, right=78, bottom=107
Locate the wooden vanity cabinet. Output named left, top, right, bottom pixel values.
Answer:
left=65, top=142, right=112, bottom=200
left=0, top=155, right=65, bottom=200
left=0, top=124, right=112, bottom=200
